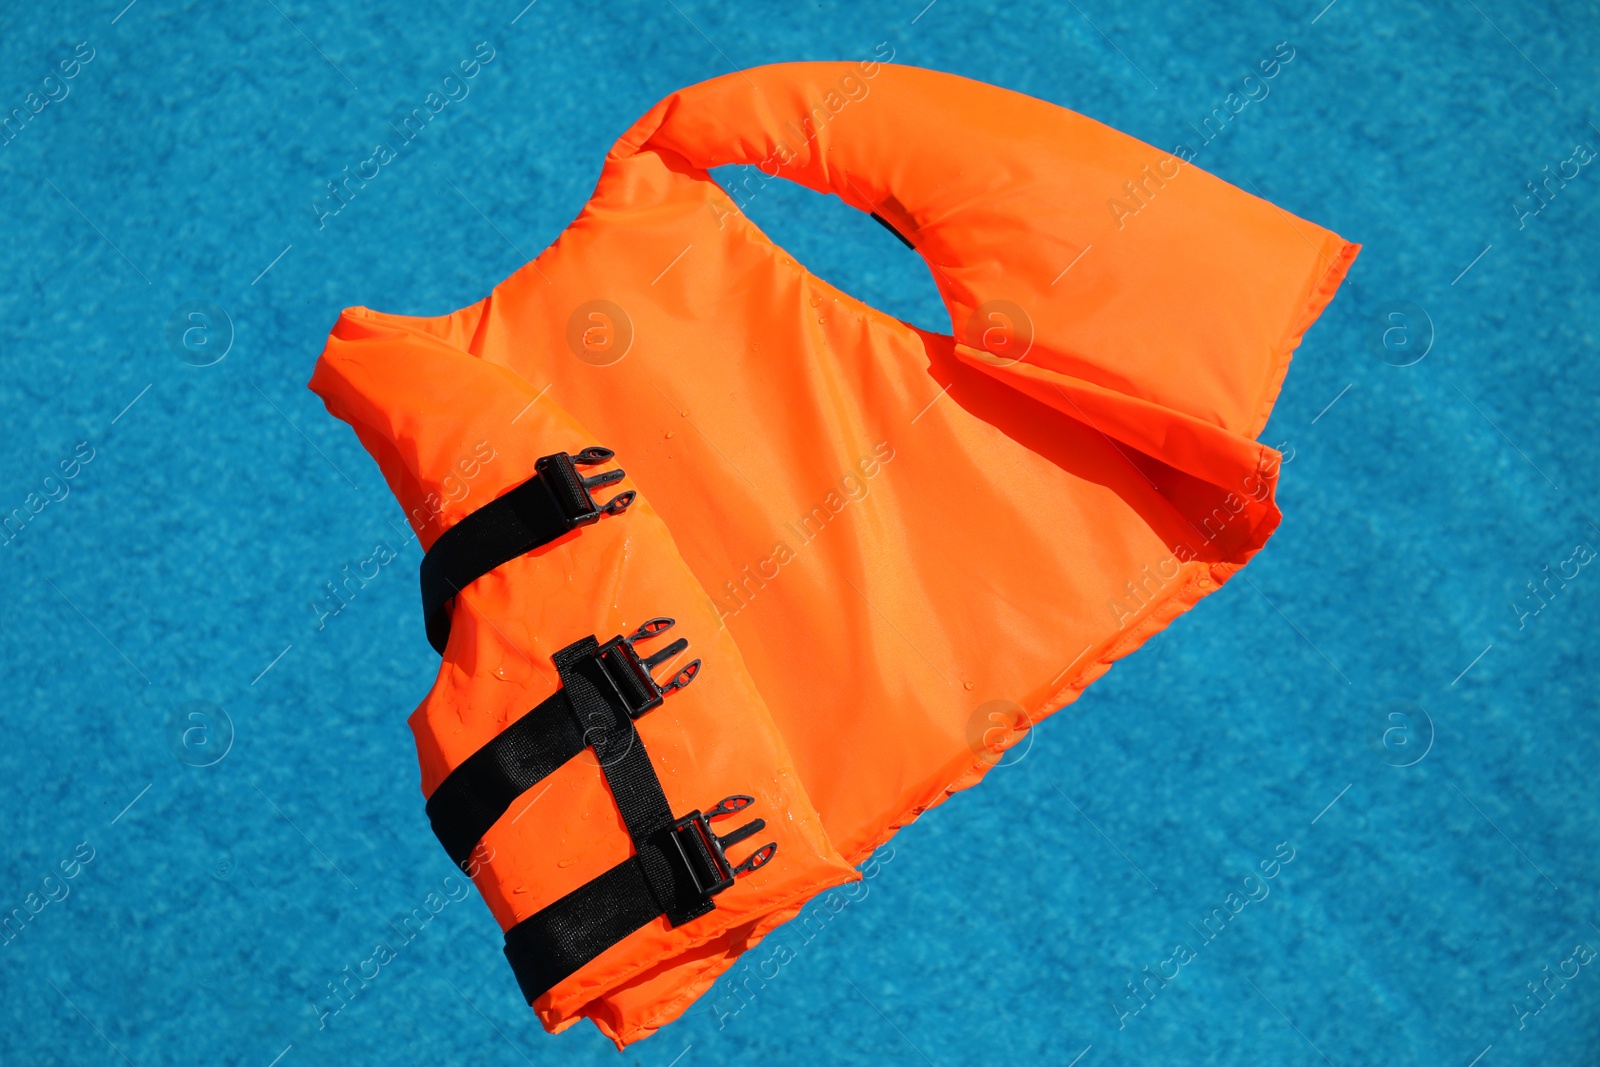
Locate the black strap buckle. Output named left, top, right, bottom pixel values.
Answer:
left=420, top=446, right=637, bottom=655
left=583, top=617, right=702, bottom=722
left=533, top=446, right=636, bottom=527
left=425, top=619, right=700, bottom=872
left=659, top=794, right=776, bottom=904
left=500, top=794, right=780, bottom=1002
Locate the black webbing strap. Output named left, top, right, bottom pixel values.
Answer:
left=421, top=616, right=775, bottom=1004
left=561, top=649, right=673, bottom=850
left=503, top=799, right=774, bottom=1003
left=502, top=854, right=665, bottom=1001
left=500, top=694, right=775, bottom=1005
left=424, top=621, right=703, bottom=875
left=419, top=448, right=634, bottom=655
left=424, top=640, right=597, bottom=870
left=870, top=210, right=916, bottom=249
left=489, top=637, right=775, bottom=1005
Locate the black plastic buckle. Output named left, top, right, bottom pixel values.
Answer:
left=530, top=446, right=636, bottom=530
left=585, top=617, right=702, bottom=722
left=662, top=795, right=777, bottom=904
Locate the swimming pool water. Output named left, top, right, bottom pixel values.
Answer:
left=1, top=2, right=1596, bottom=1065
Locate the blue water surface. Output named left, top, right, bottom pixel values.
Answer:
left=2, top=1, right=1597, bottom=1065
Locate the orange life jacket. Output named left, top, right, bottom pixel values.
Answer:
left=310, top=60, right=1357, bottom=1048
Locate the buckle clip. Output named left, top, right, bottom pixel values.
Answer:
left=586, top=617, right=701, bottom=721
left=665, top=794, right=777, bottom=900
left=533, top=446, right=636, bottom=529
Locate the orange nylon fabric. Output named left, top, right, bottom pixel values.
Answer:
left=310, top=61, right=1357, bottom=1048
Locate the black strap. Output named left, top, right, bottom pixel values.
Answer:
left=561, top=649, right=673, bottom=850
left=870, top=210, right=916, bottom=249
left=426, top=632, right=675, bottom=867
left=424, top=623, right=702, bottom=874
left=423, top=616, right=774, bottom=1004
left=419, top=448, right=633, bottom=655
left=425, top=641, right=597, bottom=870
left=503, top=803, right=774, bottom=1003
left=502, top=852, right=667, bottom=1003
